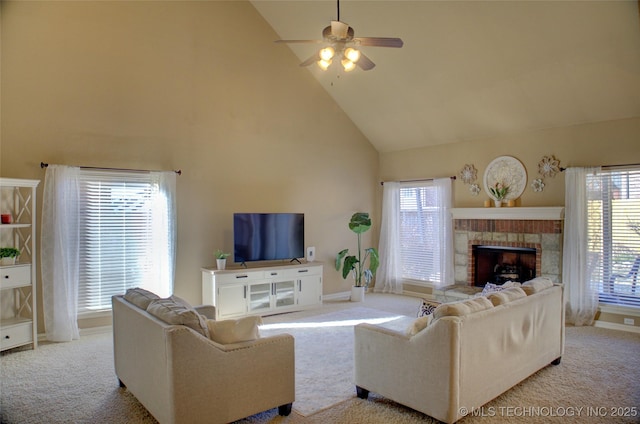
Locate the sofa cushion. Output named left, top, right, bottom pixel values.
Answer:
left=522, top=277, right=554, bottom=295
left=124, top=287, right=160, bottom=310
left=417, top=299, right=440, bottom=317
left=207, top=316, right=262, bottom=345
left=146, top=298, right=209, bottom=338
left=487, top=287, right=527, bottom=306
left=433, top=296, right=493, bottom=319
left=405, top=315, right=433, bottom=336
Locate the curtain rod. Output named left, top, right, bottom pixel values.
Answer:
left=560, top=162, right=640, bottom=172
left=380, top=175, right=456, bottom=185
left=40, top=162, right=182, bottom=175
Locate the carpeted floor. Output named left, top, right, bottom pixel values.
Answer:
left=1, top=293, right=639, bottom=423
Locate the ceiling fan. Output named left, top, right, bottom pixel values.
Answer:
left=274, top=0, right=403, bottom=72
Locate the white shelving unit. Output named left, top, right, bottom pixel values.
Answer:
left=0, top=178, right=39, bottom=351
left=202, top=263, right=323, bottom=320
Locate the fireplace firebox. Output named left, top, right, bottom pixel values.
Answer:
left=473, top=245, right=536, bottom=287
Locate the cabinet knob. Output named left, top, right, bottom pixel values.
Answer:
left=3, top=275, right=8, bottom=279
left=4, top=335, right=9, bottom=339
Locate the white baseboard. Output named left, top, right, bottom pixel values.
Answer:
left=80, top=325, right=112, bottom=336
left=594, top=320, right=640, bottom=334
left=322, top=291, right=351, bottom=301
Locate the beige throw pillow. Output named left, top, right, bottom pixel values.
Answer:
left=124, top=287, right=160, bottom=310
left=207, top=316, right=263, bottom=345
left=522, top=277, right=554, bottom=295
left=433, top=296, right=493, bottom=320
left=405, top=315, right=433, bottom=336
left=146, top=298, right=209, bottom=338
left=487, top=287, right=527, bottom=306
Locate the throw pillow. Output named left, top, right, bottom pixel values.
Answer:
left=124, top=287, right=160, bottom=310
left=405, top=315, right=432, bottom=336
left=207, top=316, right=263, bottom=345
left=417, top=299, right=440, bottom=317
left=146, top=298, right=209, bottom=338
left=521, top=277, right=554, bottom=295
left=433, top=296, right=493, bottom=319
left=487, top=287, right=527, bottom=306
left=481, top=281, right=521, bottom=296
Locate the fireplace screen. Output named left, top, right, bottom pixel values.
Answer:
left=473, top=245, right=536, bottom=287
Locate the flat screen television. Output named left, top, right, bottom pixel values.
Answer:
left=233, top=213, right=304, bottom=264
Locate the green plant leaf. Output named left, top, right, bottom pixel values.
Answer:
left=343, top=256, right=358, bottom=280
left=335, top=249, right=349, bottom=270
left=366, top=247, right=379, bottom=275
left=348, top=212, right=371, bottom=234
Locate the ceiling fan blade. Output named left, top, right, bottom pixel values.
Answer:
left=299, top=54, right=318, bottom=67
left=356, top=52, right=376, bottom=71
left=354, top=37, right=404, bottom=48
left=275, top=39, right=324, bottom=44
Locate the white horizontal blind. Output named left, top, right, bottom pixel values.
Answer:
left=587, top=166, right=640, bottom=307
left=399, top=182, right=443, bottom=284
left=77, top=170, right=172, bottom=314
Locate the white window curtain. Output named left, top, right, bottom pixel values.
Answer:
left=375, top=182, right=402, bottom=293
left=41, top=166, right=177, bottom=341
left=41, top=165, right=81, bottom=342
left=563, top=167, right=601, bottom=326
left=376, top=177, right=453, bottom=292
left=434, top=177, right=454, bottom=288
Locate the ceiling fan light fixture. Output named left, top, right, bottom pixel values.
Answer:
left=319, top=46, right=335, bottom=61
left=317, top=58, right=332, bottom=71
left=344, top=47, right=360, bottom=63
left=341, top=58, right=356, bottom=72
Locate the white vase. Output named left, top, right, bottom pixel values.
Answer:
left=494, top=199, right=503, bottom=208
left=216, top=258, right=226, bottom=270
left=351, top=285, right=365, bottom=302
left=1, top=257, right=16, bottom=266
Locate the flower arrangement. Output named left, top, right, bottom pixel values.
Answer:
left=489, top=182, right=509, bottom=200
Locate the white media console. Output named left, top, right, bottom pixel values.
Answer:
left=202, top=262, right=323, bottom=320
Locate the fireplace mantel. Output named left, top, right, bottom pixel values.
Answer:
left=451, top=207, right=564, bottom=220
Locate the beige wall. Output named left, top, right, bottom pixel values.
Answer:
left=380, top=117, right=640, bottom=208
left=0, top=1, right=379, bottom=331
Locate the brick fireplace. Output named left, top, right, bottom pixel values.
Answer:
left=452, top=207, right=564, bottom=286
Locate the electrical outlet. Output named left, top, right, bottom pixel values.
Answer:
left=623, top=318, right=635, bottom=325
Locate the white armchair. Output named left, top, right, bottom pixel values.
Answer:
left=112, top=294, right=295, bottom=424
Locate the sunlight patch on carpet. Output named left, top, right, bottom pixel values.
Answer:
left=260, top=307, right=403, bottom=416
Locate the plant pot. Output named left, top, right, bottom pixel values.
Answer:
left=1, top=257, right=16, bottom=266
left=216, top=258, right=227, bottom=270
left=350, top=285, right=365, bottom=302
left=494, top=200, right=503, bottom=208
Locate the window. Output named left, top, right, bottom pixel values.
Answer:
left=587, top=166, right=640, bottom=307
left=77, top=169, right=175, bottom=314
left=398, top=181, right=451, bottom=284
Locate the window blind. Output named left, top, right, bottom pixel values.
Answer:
left=587, top=166, right=640, bottom=307
left=399, top=183, right=443, bottom=284
left=77, top=169, right=173, bottom=314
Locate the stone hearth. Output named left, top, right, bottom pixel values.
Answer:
left=452, top=207, right=564, bottom=286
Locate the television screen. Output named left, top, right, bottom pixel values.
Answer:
left=233, top=213, right=304, bottom=263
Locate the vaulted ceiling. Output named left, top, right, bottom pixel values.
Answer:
left=251, top=1, right=640, bottom=153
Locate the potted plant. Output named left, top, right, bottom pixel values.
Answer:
left=0, top=247, right=20, bottom=266
left=214, top=249, right=230, bottom=270
left=335, top=212, right=380, bottom=302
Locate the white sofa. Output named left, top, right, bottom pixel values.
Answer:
left=354, top=279, right=564, bottom=424
left=112, top=291, right=295, bottom=424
